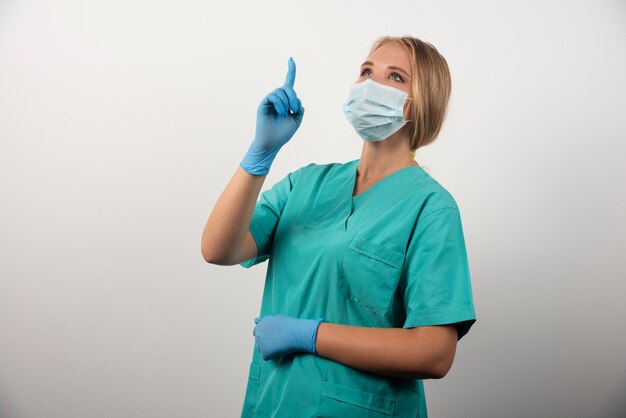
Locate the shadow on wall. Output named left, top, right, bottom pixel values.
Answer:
left=0, top=391, right=17, bottom=418
left=605, top=374, right=626, bottom=418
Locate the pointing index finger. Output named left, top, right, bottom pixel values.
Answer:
left=284, top=57, right=296, bottom=88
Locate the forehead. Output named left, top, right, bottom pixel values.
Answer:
left=366, top=42, right=410, bottom=69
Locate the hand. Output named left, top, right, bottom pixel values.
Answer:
left=240, top=57, right=305, bottom=176
left=253, top=314, right=325, bottom=361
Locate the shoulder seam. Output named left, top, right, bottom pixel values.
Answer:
left=420, top=206, right=459, bottom=220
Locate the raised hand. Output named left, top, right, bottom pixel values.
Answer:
left=240, top=57, right=305, bottom=176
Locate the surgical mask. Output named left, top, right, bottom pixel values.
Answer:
left=343, top=79, right=411, bottom=141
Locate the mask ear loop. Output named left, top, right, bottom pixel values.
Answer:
left=403, top=97, right=417, bottom=159
left=402, top=97, right=413, bottom=123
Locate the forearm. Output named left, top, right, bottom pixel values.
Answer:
left=201, top=166, right=265, bottom=263
left=315, top=323, right=448, bottom=380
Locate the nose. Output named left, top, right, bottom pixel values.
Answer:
left=360, top=74, right=394, bottom=90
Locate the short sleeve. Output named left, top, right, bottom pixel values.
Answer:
left=239, top=168, right=301, bottom=269
left=400, top=207, right=477, bottom=341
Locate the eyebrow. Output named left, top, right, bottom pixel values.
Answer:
left=360, top=61, right=411, bottom=78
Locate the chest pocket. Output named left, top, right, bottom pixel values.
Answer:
left=340, top=237, right=405, bottom=312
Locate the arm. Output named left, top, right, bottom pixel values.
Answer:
left=201, top=57, right=304, bottom=265
left=201, top=166, right=265, bottom=265
left=315, top=323, right=458, bottom=380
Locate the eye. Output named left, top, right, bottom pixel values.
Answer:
left=389, top=72, right=404, bottom=82
left=360, top=68, right=372, bottom=77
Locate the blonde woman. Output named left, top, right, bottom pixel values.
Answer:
left=202, top=35, right=477, bottom=418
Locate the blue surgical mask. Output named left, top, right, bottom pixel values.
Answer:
left=343, top=79, right=410, bottom=142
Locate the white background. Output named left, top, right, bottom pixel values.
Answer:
left=1, top=0, right=625, bottom=417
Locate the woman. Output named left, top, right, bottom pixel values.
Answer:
left=202, top=35, right=477, bottom=418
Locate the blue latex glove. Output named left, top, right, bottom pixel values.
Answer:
left=240, top=57, right=305, bottom=176
left=253, top=314, right=325, bottom=361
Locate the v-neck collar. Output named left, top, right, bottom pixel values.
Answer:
left=350, top=159, right=424, bottom=199
left=303, top=159, right=427, bottom=232
left=343, top=158, right=426, bottom=231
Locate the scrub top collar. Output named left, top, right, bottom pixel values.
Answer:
left=339, top=158, right=427, bottom=231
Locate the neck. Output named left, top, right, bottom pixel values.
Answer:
left=357, top=134, right=418, bottom=181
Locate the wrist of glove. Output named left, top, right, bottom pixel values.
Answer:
left=239, top=141, right=282, bottom=176
left=253, top=314, right=326, bottom=361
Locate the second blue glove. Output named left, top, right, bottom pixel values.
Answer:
left=253, top=314, right=325, bottom=361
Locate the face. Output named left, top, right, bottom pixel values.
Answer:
left=357, top=42, right=412, bottom=97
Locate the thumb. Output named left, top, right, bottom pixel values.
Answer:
left=291, top=98, right=304, bottom=125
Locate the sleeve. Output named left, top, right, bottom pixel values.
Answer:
left=239, top=167, right=301, bottom=269
left=400, top=207, right=477, bottom=341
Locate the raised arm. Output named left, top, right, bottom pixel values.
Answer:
left=201, top=57, right=304, bottom=265
left=201, top=167, right=266, bottom=265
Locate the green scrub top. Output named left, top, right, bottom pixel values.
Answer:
left=239, top=158, right=476, bottom=418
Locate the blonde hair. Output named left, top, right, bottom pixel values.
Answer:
left=369, top=36, right=452, bottom=157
